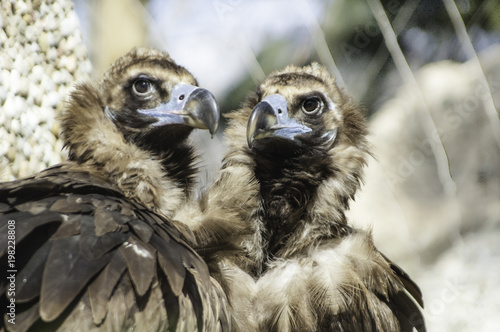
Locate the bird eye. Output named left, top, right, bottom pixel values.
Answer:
left=132, top=79, right=152, bottom=97
left=302, top=97, right=322, bottom=115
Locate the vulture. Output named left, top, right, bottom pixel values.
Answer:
left=0, top=48, right=231, bottom=332
left=198, top=63, right=426, bottom=331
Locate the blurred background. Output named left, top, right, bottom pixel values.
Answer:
left=1, top=0, right=500, bottom=330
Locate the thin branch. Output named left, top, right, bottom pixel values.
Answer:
left=442, top=0, right=500, bottom=149
left=353, top=0, right=421, bottom=99
left=298, top=0, right=346, bottom=88
left=365, top=0, right=457, bottom=196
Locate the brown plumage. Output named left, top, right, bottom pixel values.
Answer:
left=199, top=63, right=425, bottom=331
left=0, top=48, right=230, bottom=331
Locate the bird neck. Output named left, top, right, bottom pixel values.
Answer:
left=130, top=127, right=198, bottom=198
left=157, top=143, right=198, bottom=196
left=253, top=153, right=350, bottom=264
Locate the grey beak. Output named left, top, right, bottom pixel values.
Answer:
left=247, top=94, right=312, bottom=148
left=138, top=83, right=220, bottom=136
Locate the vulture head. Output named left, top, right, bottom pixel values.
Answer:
left=59, top=48, right=220, bottom=216
left=62, top=47, right=219, bottom=158
left=101, top=48, right=219, bottom=147
left=227, top=63, right=370, bottom=258
left=246, top=62, right=369, bottom=195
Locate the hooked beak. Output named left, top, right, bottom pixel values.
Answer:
left=138, top=83, right=220, bottom=136
left=247, top=94, right=312, bottom=149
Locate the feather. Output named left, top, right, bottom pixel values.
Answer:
left=182, top=271, right=204, bottom=332
left=157, top=265, right=181, bottom=331
left=382, top=252, right=424, bottom=307
left=88, top=250, right=127, bottom=324
left=118, top=236, right=156, bottom=296
left=389, top=290, right=426, bottom=332
left=40, top=235, right=110, bottom=321
left=93, top=205, right=123, bottom=236
left=79, top=214, right=129, bottom=260
left=0, top=211, right=62, bottom=256
left=50, top=214, right=82, bottom=239
left=50, top=195, right=95, bottom=214
left=15, top=241, right=52, bottom=303
left=128, top=218, right=154, bottom=243
left=15, top=198, right=59, bottom=215
left=0, top=202, right=11, bottom=213
left=256, top=259, right=316, bottom=331
left=152, top=233, right=186, bottom=297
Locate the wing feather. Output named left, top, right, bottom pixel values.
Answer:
left=128, top=218, right=154, bottom=243
left=15, top=241, right=52, bottom=303
left=0, top=211, right=62, bottom=256
left=93, top=205, right=124, bottom=236
left=79, top=214, right=129, bottom=260
left=50, top=214, right=81, bottom=239
left=382, top=252, right=424, bottom=307
left=152, top=233, right=186, bottom=296
left=88, top=250, right=127, bottom=324
left=40, top=235, right=110, bottom=321
left=118, top=236, right=156, bottom=296
left=1, top=166, right=230, bottom=330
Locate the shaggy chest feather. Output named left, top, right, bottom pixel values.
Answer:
left=254, top=155, right=334, bottom=261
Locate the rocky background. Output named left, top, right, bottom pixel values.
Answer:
left=0, top=0, right=91, bottom=181
left=1, top=0, right=499, bottom=331
left=348, top=47, right=500, bottom=331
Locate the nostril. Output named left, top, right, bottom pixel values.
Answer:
left=278, top=109, right=283, bottom=114
left=179, top=94, right=185, bottom=100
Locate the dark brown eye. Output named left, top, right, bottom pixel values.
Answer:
left=302, top=97, right=322, bottom=115
left=132, top=79, right=152, bottom=96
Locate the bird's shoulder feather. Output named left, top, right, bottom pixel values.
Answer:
left=0, top=164, right=230, bottom=331
left=253, top=229, right=425, bottom=332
